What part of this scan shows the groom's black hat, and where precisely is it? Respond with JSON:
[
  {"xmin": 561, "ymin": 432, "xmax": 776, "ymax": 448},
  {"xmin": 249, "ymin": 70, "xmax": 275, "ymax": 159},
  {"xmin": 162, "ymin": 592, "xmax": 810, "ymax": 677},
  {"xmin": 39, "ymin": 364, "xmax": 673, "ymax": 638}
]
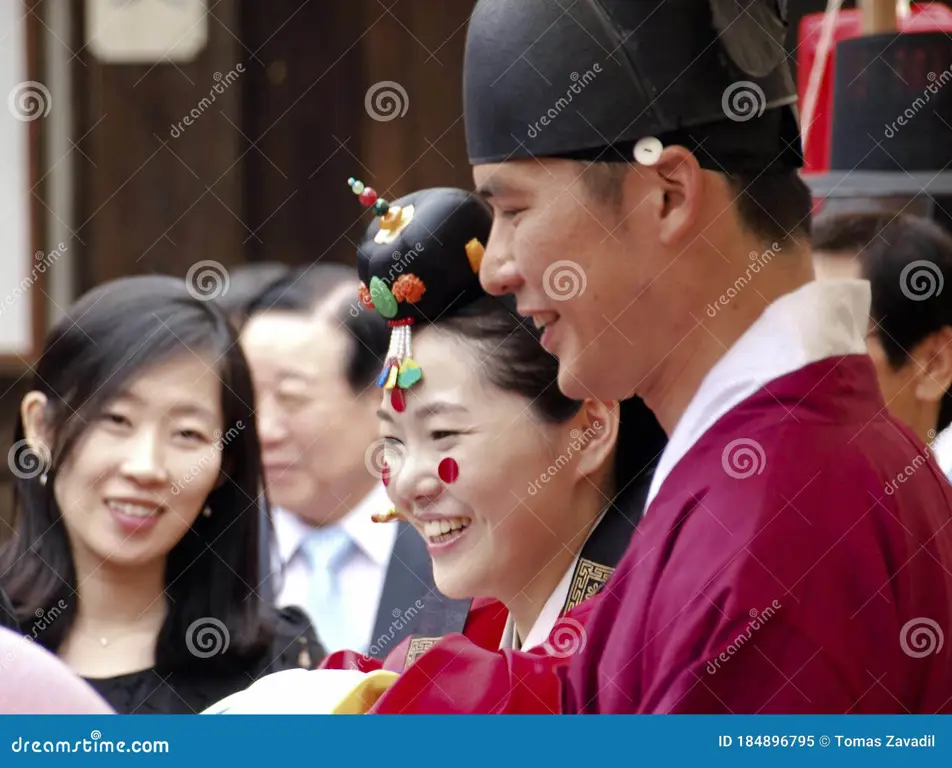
[{"xmin": 464, "ymin": 0, "xmax": 802, "ymax": 173}]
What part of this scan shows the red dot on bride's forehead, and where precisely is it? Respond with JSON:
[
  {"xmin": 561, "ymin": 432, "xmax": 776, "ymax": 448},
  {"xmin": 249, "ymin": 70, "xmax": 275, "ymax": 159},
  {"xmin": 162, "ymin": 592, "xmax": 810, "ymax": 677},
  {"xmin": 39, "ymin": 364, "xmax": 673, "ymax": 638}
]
[{"xmin": 438, "ymin": 458, "xmax": 459, "ymax": 484}]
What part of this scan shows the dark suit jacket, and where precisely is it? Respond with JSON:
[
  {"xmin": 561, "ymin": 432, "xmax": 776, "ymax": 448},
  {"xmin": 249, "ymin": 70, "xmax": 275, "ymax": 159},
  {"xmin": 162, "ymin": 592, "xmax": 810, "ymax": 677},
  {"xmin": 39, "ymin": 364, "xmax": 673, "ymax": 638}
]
[{"xmin": 364, "ymin": 520, "xmax": 440, "ymax": 658}]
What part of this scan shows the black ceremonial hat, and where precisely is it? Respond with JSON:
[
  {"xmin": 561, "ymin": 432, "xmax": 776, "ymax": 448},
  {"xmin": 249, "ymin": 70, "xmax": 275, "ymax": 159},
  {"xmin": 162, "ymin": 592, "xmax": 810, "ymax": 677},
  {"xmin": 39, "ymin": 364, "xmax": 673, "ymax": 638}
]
[
  {"xmin": 349, "ymin": 179, "xmax": 493, "ymax": 404},
  {"xmin": 463, "ymin": 0, "xmax": 802, "ymax": 173}
]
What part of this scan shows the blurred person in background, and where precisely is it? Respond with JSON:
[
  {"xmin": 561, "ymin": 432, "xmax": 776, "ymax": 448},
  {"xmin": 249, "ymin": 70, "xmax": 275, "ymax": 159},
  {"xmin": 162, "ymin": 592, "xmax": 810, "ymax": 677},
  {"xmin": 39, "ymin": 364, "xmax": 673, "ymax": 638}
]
[
  {"xmin": 813, "ymin": 211, "xmax": 952, "ymax": 459},
  {"xmin": 212, "ymin": 259, "xmax": 294, "ymax": 604},
  {"xmin": 214, "ymin": 261, "xmax": 293, "ymax": 331},
  {"xmin": 240, "ymin": 264, "xmax": 437, "ymax": 656},
  {"xmin": 0, "ymin": 276, "xmax": 324, "ymax": 714}
]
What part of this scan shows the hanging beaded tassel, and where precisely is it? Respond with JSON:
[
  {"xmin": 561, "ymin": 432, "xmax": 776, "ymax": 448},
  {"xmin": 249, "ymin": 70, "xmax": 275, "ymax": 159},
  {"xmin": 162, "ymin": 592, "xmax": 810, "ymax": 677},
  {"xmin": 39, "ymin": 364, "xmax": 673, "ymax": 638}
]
[{"xmin": 376, "ymin": 320, "xmax": 421, "ymax": 408}]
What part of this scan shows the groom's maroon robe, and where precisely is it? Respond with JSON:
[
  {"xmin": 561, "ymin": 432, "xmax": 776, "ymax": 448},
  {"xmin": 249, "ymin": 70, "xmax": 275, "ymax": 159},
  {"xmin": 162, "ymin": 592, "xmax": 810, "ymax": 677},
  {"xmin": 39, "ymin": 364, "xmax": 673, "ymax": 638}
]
[{"xmin": 370, "ymin": 354, "xmax": 952, "ymax": 714}]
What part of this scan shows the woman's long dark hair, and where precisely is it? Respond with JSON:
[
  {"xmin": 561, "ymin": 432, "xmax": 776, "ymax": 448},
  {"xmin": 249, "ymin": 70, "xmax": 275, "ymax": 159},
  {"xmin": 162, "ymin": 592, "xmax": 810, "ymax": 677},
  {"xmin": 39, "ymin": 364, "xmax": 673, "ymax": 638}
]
[
  {"xmin": 436, "ymin": 295, "xmax": 667, "ymax": 512},
  {"xmin": 0, "ymin": 275, "xmax": 275, "ymax": 675}
]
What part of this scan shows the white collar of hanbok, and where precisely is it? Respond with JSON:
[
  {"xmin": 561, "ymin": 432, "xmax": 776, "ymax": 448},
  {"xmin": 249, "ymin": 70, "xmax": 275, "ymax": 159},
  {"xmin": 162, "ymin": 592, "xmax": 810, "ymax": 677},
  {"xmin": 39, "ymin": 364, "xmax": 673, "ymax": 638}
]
[
  {"xmin": 498, "ymin": 548, "xmax": 584, "ymax": 651},
  {"xmin": 645, "ymin": 278, "xmax": 871, "ymax": 510}
]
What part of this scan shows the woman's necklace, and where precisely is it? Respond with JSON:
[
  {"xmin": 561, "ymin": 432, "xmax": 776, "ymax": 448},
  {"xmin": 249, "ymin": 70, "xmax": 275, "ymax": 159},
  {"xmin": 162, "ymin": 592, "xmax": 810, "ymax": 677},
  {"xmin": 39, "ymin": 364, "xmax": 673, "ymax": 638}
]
[{"xmin": 80, "ymin": 609, "xmax": 166, "ymax": 649}]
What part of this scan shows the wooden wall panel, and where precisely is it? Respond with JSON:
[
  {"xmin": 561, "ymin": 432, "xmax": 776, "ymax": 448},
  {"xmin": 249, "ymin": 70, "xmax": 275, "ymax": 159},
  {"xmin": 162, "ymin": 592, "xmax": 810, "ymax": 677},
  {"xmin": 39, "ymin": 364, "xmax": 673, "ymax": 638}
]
[
  {"xmin": 240, "ymin": 0, "xmax": 476, "ymax": 271},
  {"xmin": 359, "ymin": 0, "xmax": 476, "ymax": 207},
  {"xmin": 240, "ymin": 0, "xmax": 369, "ymax": 268},
  {"xmin": 73, "ymin": 0, "xmax": 244, "ymax": 291}
]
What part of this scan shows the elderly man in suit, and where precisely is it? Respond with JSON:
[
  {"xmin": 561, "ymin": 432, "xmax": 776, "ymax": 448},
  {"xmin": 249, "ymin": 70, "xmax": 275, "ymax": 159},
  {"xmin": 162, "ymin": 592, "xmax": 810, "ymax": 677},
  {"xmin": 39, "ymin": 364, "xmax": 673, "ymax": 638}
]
[{"xmin": 238, "ymin": 264, "xmax": 437, "ymax": 657}]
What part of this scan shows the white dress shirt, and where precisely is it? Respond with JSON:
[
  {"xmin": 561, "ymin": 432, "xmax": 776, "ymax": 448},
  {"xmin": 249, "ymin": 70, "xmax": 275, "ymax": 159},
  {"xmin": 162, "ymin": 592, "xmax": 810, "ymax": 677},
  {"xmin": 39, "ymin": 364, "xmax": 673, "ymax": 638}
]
[
  {"xmin": 271, "ymin": 485, "xmax": 397, "ymax": 655},
  {"xmin": 646, "ymin": 278, "xmax": 871, "ymax": 509}
]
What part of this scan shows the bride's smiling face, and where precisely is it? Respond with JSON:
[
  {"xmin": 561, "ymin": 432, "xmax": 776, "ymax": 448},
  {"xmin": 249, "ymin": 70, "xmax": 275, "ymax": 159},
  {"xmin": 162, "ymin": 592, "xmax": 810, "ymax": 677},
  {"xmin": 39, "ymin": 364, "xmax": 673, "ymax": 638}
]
[{"xmin": 378, "ymin": 325, "xmax": 608, "ymax": 603}]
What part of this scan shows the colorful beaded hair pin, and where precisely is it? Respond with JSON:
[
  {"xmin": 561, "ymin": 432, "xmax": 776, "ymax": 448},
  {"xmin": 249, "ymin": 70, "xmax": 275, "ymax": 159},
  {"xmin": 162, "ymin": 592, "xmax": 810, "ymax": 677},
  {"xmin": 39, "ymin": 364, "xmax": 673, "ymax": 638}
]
[{"xmin": 351, "ymin": 181, "xmax": 492, "ymax": 415}]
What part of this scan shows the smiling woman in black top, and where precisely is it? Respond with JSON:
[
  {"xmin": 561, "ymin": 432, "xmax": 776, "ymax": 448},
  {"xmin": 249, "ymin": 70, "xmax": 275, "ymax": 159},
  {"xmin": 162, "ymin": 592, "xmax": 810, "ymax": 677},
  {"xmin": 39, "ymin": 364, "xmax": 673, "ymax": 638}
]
[{"xmin": 0, "ymin": 275, "xmax": 323, "ymax": 714}]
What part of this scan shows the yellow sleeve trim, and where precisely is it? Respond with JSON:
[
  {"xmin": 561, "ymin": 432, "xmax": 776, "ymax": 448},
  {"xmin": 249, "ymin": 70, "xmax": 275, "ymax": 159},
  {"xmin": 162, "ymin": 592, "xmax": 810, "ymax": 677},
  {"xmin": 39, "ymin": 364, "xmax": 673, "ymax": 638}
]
[{"xmin": 330, "ymin": 670, "xmax": 401, "ymax": 714}]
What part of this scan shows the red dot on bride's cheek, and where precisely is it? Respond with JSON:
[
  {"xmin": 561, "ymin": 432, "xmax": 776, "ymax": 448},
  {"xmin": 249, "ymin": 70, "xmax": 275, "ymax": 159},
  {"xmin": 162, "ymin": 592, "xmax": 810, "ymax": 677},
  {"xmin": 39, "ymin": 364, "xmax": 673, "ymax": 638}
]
[{"xmin": 438, "ymin": 458, "xmax": 459, "ymax": 484}]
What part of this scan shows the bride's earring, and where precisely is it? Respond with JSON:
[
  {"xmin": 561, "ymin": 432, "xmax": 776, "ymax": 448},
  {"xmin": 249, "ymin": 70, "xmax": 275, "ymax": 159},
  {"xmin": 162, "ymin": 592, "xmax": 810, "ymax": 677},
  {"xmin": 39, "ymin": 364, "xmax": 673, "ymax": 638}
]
[{"xmin": 202, "ymin": 505, "xmax": 213, "ymax": 518}]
